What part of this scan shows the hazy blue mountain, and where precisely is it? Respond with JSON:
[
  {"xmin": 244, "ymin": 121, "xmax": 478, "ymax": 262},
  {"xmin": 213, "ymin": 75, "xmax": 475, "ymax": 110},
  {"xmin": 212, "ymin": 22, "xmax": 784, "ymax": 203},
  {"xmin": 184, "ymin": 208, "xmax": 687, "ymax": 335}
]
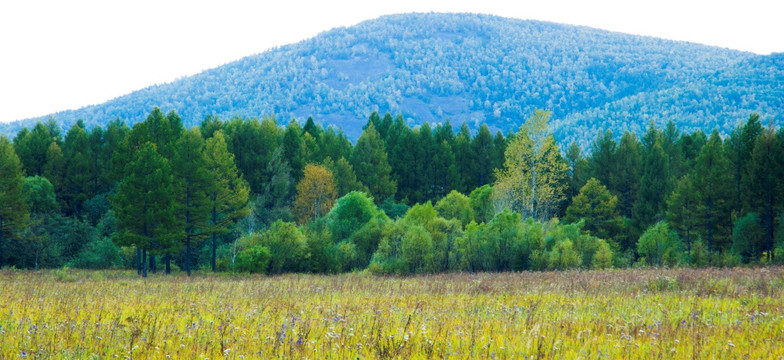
[{"xmin": 2, "ymin": 13, "xmax": 781, "ymax": 145}]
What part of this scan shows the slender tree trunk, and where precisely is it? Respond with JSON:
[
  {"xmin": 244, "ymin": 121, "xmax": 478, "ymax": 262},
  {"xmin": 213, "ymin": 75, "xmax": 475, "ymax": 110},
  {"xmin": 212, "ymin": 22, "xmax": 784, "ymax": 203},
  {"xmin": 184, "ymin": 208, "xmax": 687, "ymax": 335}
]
[
  {"xmin": 186, "ymin": 235, "xmax": 192, "ymax": 276},
  {"xmin": 136, "ymin": 246, "xmax": 142, "ymax": 275},
  {"xmin": 142, "ymin": 248, "xmax": 148, "ymax": 278},
  {"xmin": 212, "ymin": 204, "xmax": 217, "ymax": 272},
  {"xmin": 212, "ymin": 234, "xmax": 217, "ymax": 272},
  {"xmin": 151, "ymin": 254, "xmax": 156, "ymax": 274},
  {"xmin": 165, "ymin": 253, "xmax": 171, "ymax": 274}
]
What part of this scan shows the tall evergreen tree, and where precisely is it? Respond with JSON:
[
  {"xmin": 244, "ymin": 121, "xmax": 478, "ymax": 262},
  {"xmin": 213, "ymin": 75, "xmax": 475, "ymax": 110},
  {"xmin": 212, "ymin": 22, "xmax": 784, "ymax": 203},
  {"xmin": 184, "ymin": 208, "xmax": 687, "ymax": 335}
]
[
  {"xmin": 62, "ymin": 121, "xmax": 93, "ymax": 215},
  {"xmin": 14, "ymin": 121, "xmax": 59, "ymax": 176},
  {"xmin": 633, "ymin": 142, "xmax": 667, "ymax": 233},
  {"xmin": 693, "ymin": 130, "xmax": 732, "ymax": 252},
  {"xmin": 565, "ymin": 178, "xmax": 620, "ymax": 241},
  {"xmin": 204, "ymin": 131, "xmax": 251, "ymax": 272},
  {"xmin": 666, "ymin": 174, "xmax": 700, "ymax": 254},
  {"xmin": 612, "ymin": 131, "xmax": 643, "ymax": 219},
  {"xmin": 0, "ymin": 137, "xmax": 30, "ymax": 267},
  {"xmin": 172, "ymin": 128, "xmax": 212, "ymax": 275},
  {"xmin": 725, "ymin": 113, "xmax": 763, "ymax": 218},
  {"xmin": 351, "ymin": 123, "xmax": 396, "ymax": 203},
  {"xmin": 112, "ymin": 142, "xmax": 179, "ymax": 277},
  {"xmin": 470, "ymin": 124, "xmax": 495, "ymax": 189},
  {"xmin": 588, "ymin": 129, "xmax": 617, "ymax": 187},
  {"xmin": 747, "ymin": 123, "xmax": 784, "ymax": 262},
  {"xmin": 283, "ymin": 120, "xmax": 304, "ymax": 182}
]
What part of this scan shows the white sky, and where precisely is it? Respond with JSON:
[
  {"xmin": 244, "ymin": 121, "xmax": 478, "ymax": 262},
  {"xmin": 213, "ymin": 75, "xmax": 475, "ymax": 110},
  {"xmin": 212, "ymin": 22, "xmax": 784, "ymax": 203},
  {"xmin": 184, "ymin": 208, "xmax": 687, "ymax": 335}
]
[{"xmin": 1, "ymin": 0, "xmax": 782, "ymax": 124}]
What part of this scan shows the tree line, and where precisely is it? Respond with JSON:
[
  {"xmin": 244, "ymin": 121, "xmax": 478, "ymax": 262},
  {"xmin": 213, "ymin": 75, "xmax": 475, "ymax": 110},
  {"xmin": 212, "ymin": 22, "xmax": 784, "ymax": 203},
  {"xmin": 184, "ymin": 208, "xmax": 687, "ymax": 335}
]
[{"xmin": 0, "ymin": 108, "xmax": 782, "ymax": 275}]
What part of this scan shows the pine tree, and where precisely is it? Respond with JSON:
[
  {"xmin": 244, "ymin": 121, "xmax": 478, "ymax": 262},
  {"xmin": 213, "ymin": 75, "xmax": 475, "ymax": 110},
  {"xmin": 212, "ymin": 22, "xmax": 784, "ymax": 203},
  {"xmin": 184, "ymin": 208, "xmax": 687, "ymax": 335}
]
[
  {"xmin": 747, "ymin": 123, "xmax": 784, "ymax": 262},
  {"xmin": 693, "ymin": 130, "xmax": 732, "ymax": 252},
  {"xmin": 0, "ymin": 137, "xmax": 30, "ymax": 267},
  {"xmin": 565, "ymin": 141, "xmax": 589, "ymax": 200},
  {"xmin": 666, "ymin": 174, "xmax": 700, "ymax": 254},
  {"xmin": 62, "ymin": 121, "xmax": 93, "ymax": 215},
  {"xmin": 612, "ymin": 131, "xmax": 643, "ymax": 219},
  {"xmin": 588, "ymin": 129, "xmax": 617, "ymax": 187},
  {"xmin": 172, "ymin": 128, "xmax": 212, "ymax": 275},
  {"xmin": 283, "ymin": 120, "xmax": 304, "ymax": 182},
  {"xmin": 112, "ymin": 142, "xmax": 178, "ymax": 277},
  {"xmin": 471, "ymin": 124, "xmax": 495, "ymax": 188},
  {"xmin": 324, "ymin": 156, "xmax": 367, "ymax": 197},
  {"xmin": 42, "ymin": 142, "xmax": 65, "ymax": 192},
  {"xmin": 14, "ymin": 121, "xmax": 59, "ymax": 176},
  {"xmin": 204, "ymin": 131, "xmax": 251, "ymax": 272},
  {"xmin": 351, "ymin": 123, "xmax": 396, "ymax": 203},
  {"xmin": 725, "ymin": 113, "xmax": 763, "ymax": 218},
  {"xmin": 565, "ymin": 178, "xmax": 620, "ymax": 241},
  {"xmin": 633, "ymin": 142, "xmax": 667, "ymax": 233}
]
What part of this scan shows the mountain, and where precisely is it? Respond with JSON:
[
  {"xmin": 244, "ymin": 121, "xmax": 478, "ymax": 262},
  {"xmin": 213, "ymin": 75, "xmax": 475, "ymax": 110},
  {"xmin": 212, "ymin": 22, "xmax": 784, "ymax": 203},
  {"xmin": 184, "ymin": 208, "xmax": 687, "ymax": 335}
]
[{"xmin": 2, "ymin": 13, "xmax": 782, "ymax": 146}]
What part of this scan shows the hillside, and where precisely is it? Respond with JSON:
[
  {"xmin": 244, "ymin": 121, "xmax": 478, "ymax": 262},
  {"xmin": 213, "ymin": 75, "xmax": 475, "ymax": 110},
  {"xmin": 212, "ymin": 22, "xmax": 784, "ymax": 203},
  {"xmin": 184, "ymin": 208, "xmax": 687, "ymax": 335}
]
[{"xmin": 2, "ymin": 12, "xmax": 781, "ymax": 145}]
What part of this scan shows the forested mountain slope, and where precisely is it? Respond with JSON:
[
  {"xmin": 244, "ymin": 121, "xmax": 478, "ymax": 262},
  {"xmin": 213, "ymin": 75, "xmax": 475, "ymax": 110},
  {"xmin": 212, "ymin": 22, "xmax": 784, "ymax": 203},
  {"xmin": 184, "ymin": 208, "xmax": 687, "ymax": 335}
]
[{"xmin": 3, "ymin": 13, "xmax": 780, "ymax": 144}]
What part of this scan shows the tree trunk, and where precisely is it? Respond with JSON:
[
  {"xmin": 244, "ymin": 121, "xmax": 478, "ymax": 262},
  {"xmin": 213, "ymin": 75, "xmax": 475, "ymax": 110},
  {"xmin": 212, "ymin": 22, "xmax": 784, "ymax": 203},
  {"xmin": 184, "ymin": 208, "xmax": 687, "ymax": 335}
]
[
  {"xmin": 186, "ymin": 235, "xmax": 192, "ymax": 276},
  {"xmin": 136, "ymin": 246, "xmax": 142, "ymax": 275},
  {"xmin": 211, "ymin": 233, "xmax": 217, "ymax": 272},
  {"xmin": 165, "ymin": 253, "xmax": 171, "ymax": 274},
  {"xmin": 142, "ymin": 248, "xmax": 148, "ymax": 278},
  {"xmin": 150, "ymin": 254, "xmax": 156, "ymax": 274},
  {"xmin": 212, "ymin": 204, "xmax": 217, "ymax": 272}
]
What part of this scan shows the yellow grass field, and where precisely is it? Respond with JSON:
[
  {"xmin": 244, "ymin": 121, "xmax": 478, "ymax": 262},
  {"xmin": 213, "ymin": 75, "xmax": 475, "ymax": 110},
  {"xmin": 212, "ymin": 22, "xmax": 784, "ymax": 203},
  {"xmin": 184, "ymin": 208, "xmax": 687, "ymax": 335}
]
[{"xmin": 1, "ymin": 267, "xmax": 783, "ymax": 359}]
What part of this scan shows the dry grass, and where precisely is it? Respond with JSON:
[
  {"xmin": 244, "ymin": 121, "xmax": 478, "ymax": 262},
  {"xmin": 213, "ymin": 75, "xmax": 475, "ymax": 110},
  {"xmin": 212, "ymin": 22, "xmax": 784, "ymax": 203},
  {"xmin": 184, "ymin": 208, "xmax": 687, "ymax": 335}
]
[{"xmin": 1, "ymin": 267, "xmax": 783, "ymax": 359}]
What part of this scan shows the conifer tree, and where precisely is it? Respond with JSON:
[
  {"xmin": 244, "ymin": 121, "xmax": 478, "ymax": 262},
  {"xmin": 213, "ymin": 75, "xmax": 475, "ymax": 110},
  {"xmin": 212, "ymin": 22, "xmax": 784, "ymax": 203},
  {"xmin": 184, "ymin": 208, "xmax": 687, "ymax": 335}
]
[
  {"xmin": 693, "ymin": 130, "xmax": 732, "ymax": 252},
  {"xmin": 747, "ymin": 123, "xmax": 784, "ymax": 262},
  {"xmin": 666, "ymin": 174, "xmax": 700, "ymax": 254},
  {"xmin": 204, "ymin": 131, "xmax": 251, "ymax": 272},
  {"xmin": 62, "ymin": 121, "xmax": 93, "ymax": 215},
  {"xmin": 42, "ymin": 142, "xmax": 65, "ymax": 192},
  {"xmin": 351, "ymin": 123, "xmax": 396, "ymax": 203},
  {"xmin": 633, "ymin": 142, "xmax": 667, "ymax": 233},
  {"xmin": 725, "ymin": 113, "xmax": 763, "ymax": 218},
  {"xmin": 0, "ymin": 137, "xmax": 30, "ymax": 267},
  {"xmin": 112, "ymin": 142, "xmax": 178, "ymax": 277},
  {"xmin": 172, "ymin": 128, "xmax": 212, "ymax": 275},
  {"xmin": 612, "ymin": 131, "xmax": 643, "ymax": 219},
  {"xmin": 565, "ymin": 178, "xmax": 620, "ymax": 241},
  {"xmin": 588, "ymin": 129, "xmax": 617, "ymax": 187}
]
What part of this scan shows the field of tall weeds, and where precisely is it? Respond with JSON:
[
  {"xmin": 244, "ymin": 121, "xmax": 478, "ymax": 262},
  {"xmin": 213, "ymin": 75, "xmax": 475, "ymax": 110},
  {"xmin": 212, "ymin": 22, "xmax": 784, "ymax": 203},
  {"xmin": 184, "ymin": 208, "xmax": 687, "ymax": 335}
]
[{"xmin": 1, "ymin": 267, "xmax": 783, "ymax": 359}]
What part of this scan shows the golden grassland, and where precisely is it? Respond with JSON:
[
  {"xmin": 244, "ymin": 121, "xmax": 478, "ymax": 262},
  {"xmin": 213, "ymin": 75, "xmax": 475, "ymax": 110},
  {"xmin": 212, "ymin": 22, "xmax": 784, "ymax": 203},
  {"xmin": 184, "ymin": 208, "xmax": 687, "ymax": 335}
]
[{"xmin": 1, "ymin": 267, "xmax": 783, "ymax": 359}]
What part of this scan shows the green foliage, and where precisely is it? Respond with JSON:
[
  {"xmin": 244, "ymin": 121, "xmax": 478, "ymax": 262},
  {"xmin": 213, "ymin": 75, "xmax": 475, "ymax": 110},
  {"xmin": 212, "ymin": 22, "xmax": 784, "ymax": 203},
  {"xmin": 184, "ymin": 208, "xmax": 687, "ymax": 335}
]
[
  {"xmin": 636, "ymin": 222, "xmax": 682, "ymax": 267},
  {"xmin": 633, "ymin": 141, "xmax": 667, "ymax": 233},
  {"xmin": 111, "ymin": 142, "xmax": 179, "ymax": 263},
  {"xmin": 468, "ymin": 184, "xmax": 495, "ymax": 224},
  {"xmin": 23, "ymin": 176, "xmax": 58, "ymax": 214},
  {"xmin": 565, "ymin": 178, "xmax": 620, "ymax": 240},
  {"xmin": 494, "ymin": 110, "xmax": 568, "ymax": 220},
  {"xmin": 0, "ymin": 136, "xmax": 30, "ymax": 267},
  {"xmin": 327, "ymin": 191, "xmax": 386, "ymax": 243},
  {"xmin": 351, "ymin": 123, "xmax": 396, "ymax": 202},
  {"xmin": 731, "ymin": 213, "xmax": 764, "ymax": 263},
  {"xmin": 68, "ymin": 237, "xmax": 123, "ymax": 269},
  {"xmin": 235, "ymin": 244, "xmax": 271, "ymax": 274},
  {"xmin": 258, "ymin": 220, "xmax": 308, "ymax": 274},
  {"xmin": 693, "ymin": 130, "xmax": 732, "ymax": 251},
  {"xmin": 435, "ymin": 190, "xmax": 474, "ymax": 226}
]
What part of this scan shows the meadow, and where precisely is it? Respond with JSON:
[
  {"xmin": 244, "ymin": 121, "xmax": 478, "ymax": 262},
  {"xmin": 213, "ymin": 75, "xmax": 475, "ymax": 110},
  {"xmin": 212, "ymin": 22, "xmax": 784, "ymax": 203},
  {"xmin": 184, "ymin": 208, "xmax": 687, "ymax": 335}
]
[{"xmin": 1, "ymin": 267, "xmax": 783, "ymax": 359}]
